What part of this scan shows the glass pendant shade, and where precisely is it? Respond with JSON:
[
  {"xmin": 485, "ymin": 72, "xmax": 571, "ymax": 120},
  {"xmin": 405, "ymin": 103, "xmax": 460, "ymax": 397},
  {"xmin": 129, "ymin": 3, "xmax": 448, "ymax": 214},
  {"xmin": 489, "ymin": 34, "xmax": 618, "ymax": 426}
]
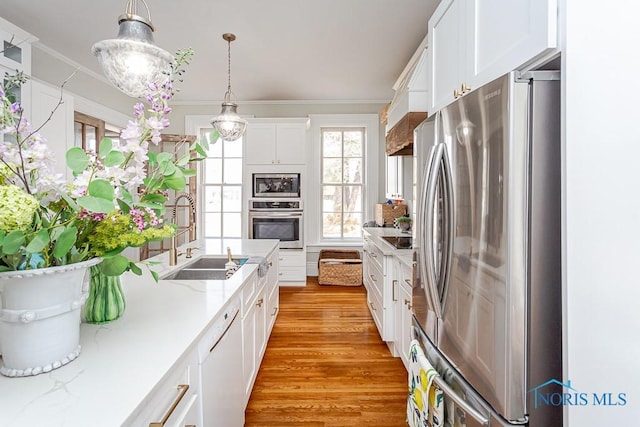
[
  {"xmin": 211, "ymin": 102, "xmax": 248, "ymax": 142},
  {"xmin": 92, "ymin": 1, "xmax": 173, "ymax": 98},
  {"xmin": 210, "ymin": 33, "xmax": 247, "ymax": 142}
]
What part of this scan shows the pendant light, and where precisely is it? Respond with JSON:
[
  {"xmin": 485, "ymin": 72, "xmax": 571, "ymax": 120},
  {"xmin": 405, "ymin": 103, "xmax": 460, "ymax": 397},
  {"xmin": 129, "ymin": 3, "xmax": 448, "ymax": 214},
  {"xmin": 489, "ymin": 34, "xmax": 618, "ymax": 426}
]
[
  {"xmin": 92, "ymin": 0, "xmax": 173, "ymax": 98},
  {"xmin": 210, "ymin": 33, "xmax": 247, "ymax": 142}
]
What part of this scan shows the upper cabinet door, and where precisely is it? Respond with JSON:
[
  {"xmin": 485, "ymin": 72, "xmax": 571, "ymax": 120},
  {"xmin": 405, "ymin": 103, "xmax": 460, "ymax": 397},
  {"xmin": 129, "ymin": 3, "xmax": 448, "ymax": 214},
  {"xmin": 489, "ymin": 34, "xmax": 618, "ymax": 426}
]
[
  {"xmin": 273, "ymin": 123, "xmax": 306, "ymax": 165},
  {"xmin": 428, "ymin": 0, "xmax": 558, "ymax": 113},
  {"xmin": 428, "ymin": 0, "xmax": 465, "ymax": 114},
  {"xmin": 467, "ymin": 0, "xmax": 558, "ymax": 90},
  {"xmin": 245, "ymin": 123, "xmax": 277, "ymax": 165}
]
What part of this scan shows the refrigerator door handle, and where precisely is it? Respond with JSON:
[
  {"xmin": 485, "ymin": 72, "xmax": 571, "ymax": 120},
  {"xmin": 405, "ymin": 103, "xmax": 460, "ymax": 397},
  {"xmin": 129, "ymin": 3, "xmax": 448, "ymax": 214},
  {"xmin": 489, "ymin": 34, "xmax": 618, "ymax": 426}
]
[
  {"xmin": 438, "ymin": 145, "xmax": 455, "ymax": 313},
  {"xmin": 423, "ymin": 143, "xmax": 445, "ymax": 318},
  {"xmin": 418, "ymin": 145, "xmax": 440, "ymax": 315},
  {"xmin": 432, "ymin": 375, "xmax": 490, "ymax": 426}
]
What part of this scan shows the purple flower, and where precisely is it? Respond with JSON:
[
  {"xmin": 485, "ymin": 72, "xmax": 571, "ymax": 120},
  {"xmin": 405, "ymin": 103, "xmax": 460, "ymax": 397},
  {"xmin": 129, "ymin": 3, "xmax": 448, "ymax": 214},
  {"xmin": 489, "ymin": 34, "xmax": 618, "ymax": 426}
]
[
  {"xmin": 9, "ymin": 103, "xmax": 21, "ymax": 114},
  {"xmin": 133, "ymin": 103, "xmax": 145, "ymax": 118}
]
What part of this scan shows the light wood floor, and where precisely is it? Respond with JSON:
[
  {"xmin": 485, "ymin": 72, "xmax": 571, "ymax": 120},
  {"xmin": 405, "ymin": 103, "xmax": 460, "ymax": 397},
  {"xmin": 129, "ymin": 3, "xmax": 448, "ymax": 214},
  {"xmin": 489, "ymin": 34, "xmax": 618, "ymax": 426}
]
[{"xmin": 245, "ymin": 277, "xmax": 408, "ymax": 426}]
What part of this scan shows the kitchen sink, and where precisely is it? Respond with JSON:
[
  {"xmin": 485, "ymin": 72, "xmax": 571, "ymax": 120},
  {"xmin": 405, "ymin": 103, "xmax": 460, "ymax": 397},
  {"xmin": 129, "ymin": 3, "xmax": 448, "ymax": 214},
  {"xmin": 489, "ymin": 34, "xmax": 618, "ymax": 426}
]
[{"xmin": 162, "ymin": 256, "xmax": 248, "ymax": 280}]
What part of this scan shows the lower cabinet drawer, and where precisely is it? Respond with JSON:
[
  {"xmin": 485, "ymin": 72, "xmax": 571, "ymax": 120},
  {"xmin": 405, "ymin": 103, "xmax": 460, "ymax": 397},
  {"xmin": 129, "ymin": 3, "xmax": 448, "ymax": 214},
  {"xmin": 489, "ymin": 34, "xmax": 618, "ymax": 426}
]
[
  {"xmin": 279, "ymin": 266, "xmax": 306, "ymax": 282},
  {"xmin": 367, "ymin": 286, "xmax": 384, "ymax": 336},
  {"xmin": 125, "ymin": 351, "xmax": 199, "ymax": 427}
]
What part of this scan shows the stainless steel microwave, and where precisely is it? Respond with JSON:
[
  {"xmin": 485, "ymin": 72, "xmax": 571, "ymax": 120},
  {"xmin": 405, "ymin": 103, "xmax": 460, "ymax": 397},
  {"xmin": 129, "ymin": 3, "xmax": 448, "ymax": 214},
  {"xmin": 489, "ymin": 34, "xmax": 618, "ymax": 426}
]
[{"xmin": 252, "ymin": 173, "xmax": 301, "ymax": 198}]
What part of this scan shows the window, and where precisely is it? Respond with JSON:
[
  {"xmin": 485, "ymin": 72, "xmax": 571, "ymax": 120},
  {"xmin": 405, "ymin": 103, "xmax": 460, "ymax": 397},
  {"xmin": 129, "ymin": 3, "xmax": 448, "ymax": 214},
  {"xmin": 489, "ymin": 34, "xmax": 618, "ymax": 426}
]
[
  {"xmin": 74, "ymin": 111, "xmax": 105, "ymax": 152},
  {"xmin": 321, "ymin": 128, "xmax": 364, "ymax": 239},
  {"xmin": 202, "ymin": 130, "xmax": 243, "ymax": 238}
]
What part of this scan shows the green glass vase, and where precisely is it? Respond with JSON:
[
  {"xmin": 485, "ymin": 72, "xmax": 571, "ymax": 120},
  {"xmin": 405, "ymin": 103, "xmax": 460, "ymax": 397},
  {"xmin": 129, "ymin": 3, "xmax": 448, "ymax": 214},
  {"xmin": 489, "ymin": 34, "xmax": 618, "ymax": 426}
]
[{"xmin": 84, "ymin": 266, "xmax": 126, "ymax": 324}]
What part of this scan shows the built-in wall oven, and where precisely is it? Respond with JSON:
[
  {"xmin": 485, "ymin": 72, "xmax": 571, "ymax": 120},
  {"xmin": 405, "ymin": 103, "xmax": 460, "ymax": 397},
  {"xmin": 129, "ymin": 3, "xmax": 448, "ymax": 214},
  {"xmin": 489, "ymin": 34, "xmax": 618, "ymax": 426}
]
[
  {"xmin": 252, "ymin": 173, "xmax": 301, "ymax": 198},
  {"xmin": 248, "ymin": 200, "xmax": 303, "ymax": 249}
]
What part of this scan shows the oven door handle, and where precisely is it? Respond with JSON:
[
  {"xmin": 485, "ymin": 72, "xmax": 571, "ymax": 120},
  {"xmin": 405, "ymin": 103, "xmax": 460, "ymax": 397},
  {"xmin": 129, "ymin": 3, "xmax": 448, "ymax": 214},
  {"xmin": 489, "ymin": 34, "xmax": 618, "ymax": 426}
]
[{"xmin": 249, "ymin": 212, "xmax": 303, "ymax": 217}]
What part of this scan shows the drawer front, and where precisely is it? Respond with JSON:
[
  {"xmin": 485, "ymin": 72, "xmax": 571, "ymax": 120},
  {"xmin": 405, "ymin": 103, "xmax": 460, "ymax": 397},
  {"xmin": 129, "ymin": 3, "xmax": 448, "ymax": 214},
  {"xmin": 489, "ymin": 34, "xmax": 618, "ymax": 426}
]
[
  {"xmin": 279, "ymin": 250, "xmax": 306, "ymax": 267},
  {"xmin": 367, "ymin": 285, "xmax": 384, "ymax": 337},
  {"xmin": 125, "ymin": 351, "xmax": 198, "ymax": 426},
  {"xmin": 364, "ymin": 239, "xmax": 384, "ymax": 273},
  {"xmin": 366, "ymin": 260, "xmax": 384, "ymax": 302},
  {"xmin": 241, "ymin": 272, "xmax": 258, "ymax": 316},
  {"xmin": 279, "ymin": 266, "xmax": 306, "ymax": 282}
]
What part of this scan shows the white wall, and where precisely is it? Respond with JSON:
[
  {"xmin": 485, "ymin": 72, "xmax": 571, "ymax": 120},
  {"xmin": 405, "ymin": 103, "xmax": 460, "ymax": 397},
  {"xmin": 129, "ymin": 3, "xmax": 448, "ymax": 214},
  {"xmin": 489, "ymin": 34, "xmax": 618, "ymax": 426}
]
[{"xmin": 563, "ymin": 1, "xmax": 640, "ymax": 424}]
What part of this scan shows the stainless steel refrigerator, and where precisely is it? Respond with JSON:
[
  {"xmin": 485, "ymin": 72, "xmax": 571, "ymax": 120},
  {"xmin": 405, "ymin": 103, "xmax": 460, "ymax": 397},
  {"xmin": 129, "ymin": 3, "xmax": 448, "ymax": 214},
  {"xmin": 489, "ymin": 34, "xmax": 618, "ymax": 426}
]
[{"xmin": 412, "ymin": 71, "xmax": 562, "ymax": 426}]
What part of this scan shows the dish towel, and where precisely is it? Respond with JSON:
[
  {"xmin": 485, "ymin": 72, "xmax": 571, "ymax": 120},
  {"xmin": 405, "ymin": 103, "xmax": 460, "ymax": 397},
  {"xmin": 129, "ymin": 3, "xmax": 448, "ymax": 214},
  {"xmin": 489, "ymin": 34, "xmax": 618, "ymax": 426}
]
[
  {"xmin": 407, "ymin": 339, "xmax": 445, "ymax": 427},
  {"xmin": 246, "ymin": 256, "xmax": 269, "ymax": 277}
]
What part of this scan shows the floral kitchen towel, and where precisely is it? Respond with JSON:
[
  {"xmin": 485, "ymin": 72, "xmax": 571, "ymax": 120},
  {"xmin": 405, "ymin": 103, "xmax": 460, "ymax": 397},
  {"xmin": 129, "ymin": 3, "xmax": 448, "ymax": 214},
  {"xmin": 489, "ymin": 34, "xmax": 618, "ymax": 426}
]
[{"xmin": 407, "ymin": 339, "xmax": 444, "ymax": 427}]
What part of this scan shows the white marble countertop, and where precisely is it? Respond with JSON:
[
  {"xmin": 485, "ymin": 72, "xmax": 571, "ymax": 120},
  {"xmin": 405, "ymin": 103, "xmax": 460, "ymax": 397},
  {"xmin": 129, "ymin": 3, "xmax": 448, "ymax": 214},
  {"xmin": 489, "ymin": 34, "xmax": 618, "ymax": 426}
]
[{"xmin": 0, "ymin": 239, "xmax": 278, "ymax": 427}]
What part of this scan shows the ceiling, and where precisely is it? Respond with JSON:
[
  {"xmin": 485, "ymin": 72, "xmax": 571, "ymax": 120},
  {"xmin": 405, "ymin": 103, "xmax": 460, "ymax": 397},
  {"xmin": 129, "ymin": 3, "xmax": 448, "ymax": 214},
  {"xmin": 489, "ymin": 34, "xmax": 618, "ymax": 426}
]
[{"xmin": 0, "ymin": 0, "xmax": 438, "ymax": 104}]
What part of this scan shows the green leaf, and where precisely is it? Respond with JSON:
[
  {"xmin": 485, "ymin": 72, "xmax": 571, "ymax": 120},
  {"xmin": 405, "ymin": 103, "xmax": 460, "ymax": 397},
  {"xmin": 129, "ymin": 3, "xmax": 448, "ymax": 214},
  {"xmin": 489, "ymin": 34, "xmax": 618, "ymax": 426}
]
[
  {"xmin": 2, "ymin": 231, "xmax": 25, "ymax": 254},
  {"xmin": 156, "ymin": 152, "xmax": 173, "ymax": 164},
  {"xmin": 148, "ymin": 151, "xmax": 157, "ymax": 164},
  {"xmin": 53, "ymin": 226, "xmax": 78, "ymax": 258},
  {"xmin": 121, "ymin": 188, "xmax": 134, "ymax": 203},
  {"xmin": 195, "ymin": 142, "xmax": 207, "ymax": 158},
  {"xmin": 129, "ymin": 262, "xmax": 142, "ymax": 275},
  {"xmin": 163, "ymin": 169, "xmax": 186, "ymax": 190},
  {"xmin": 117, "ymin": 198, "xmax": 132, "ymax": 214},
  {"xmin": 140, "ymin": 193, "xmax": 167, "ymax": 204},
  {"xmin": 150, "ymin": 270, "xmax": 160, "ymax": 282},
  {"xmin": 78, "ymin": 195, "xmax": 116, "ymax": 213},
  {"xmin": 161, "ymin": 162, "xmax": 177, "ymax": 176},
  {"xmin": 87, "ymin": 179, "xmax": 115, "ymax": 200},
  {"xmin": 182, "ymin": 168, "xmax": 197, "ymax": 177},
  {"xmin": 98, "ymin": 255, "xmax": 129, "ymax": 276},
  {"xmin": 135, "ymin": 201, "xmax": 164, "ymax": 211},
  {"xmin": 104, "ymin": 150, "xmax": 125, "ymax": 167},
  {"xmin": 25, "ymin": 229, "xmax": 50, "ymax": 253},
  {"xmin": 98, "ymin": 137, "xmax": 113, "ymax": 158},
  {"xmin": 66, "ymin": 147, "xmax": 90, "ymax": 174},
  {"xmin": 176, "ymin": 152, "xmax": 191, "ymax": 167}
]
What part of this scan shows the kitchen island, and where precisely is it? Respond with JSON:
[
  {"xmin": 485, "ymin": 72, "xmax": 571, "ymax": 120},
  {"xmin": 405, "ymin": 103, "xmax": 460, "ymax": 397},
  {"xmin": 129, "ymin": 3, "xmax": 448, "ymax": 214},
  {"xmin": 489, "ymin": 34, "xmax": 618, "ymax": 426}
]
[{"xmin": 0, "ymin": 238, "xmax": 279, "ymax": 427}]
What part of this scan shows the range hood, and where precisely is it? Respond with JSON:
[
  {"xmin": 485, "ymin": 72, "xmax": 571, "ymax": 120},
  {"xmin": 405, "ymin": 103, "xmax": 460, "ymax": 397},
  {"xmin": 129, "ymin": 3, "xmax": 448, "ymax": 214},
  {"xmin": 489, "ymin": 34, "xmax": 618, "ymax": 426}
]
[{"xmin": 385, "ymin": 36, "xmax": 428, "ymax": 156}]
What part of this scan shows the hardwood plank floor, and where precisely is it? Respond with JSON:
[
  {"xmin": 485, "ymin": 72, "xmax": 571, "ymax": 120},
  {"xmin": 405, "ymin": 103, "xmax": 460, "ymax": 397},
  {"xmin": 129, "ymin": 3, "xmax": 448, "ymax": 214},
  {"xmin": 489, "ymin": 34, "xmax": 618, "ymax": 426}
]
[{"xmin": 245, "ymin": 277, "xmax": 408, "ymax": 426}]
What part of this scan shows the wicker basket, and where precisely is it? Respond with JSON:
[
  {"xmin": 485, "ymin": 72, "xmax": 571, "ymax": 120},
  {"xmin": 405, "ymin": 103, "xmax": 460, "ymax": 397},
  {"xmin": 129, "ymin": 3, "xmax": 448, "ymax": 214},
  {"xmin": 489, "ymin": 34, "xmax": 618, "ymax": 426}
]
[
  {"xmin": 375, "ymin": 204, "xmax": 408, "ymax": 227},
  {"xmin": 318, "ymin": 249, "xmax": 362, "ymax": 286}
]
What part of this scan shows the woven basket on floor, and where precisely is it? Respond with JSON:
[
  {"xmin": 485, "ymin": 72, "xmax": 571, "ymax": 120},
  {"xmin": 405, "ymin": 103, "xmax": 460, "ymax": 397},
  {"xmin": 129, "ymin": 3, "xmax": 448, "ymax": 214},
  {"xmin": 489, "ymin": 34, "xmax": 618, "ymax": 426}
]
[{"xmin": 318, "ymin": 249, "xmax": 362, "ymax": 286}]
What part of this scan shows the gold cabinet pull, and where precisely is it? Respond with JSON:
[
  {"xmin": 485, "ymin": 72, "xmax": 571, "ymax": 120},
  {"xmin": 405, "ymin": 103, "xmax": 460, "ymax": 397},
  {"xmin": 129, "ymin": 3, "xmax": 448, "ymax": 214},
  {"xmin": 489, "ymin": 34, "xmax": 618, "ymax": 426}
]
[
  {"xmin": 369, "ymin": 302, "xmax": 377, "ymax": 311},
  {"xmin": 404, "ymin": 279, "xmax": 412, "ymax": 287},
  {"xmin": 369, "ymin": 274, "xmax": 377, "ymax": 282},
  {"xmin": 404, "ymin": 299, "xmax": 411, "ymax": 305},
  {"xmin": 454, "ymin": 89, "xmax": 461, "ymax": 98},
  {"xmin": 256, "ymin": 298, "xmax": 264, "ymax": 307},
  {"xmin": 392, "ymin": 279, "xmax": 398, "ymax": 302},
  {"xmin": 271, "ymin": 307, "xmax": 278, "ymax": 316},
  {"xmin": 149, "ymin": 384, "xmax": 189, "ymax": 427},
  {"xmin": 461, "ymin": 82, "xmax": 471, "ymax": 93}
]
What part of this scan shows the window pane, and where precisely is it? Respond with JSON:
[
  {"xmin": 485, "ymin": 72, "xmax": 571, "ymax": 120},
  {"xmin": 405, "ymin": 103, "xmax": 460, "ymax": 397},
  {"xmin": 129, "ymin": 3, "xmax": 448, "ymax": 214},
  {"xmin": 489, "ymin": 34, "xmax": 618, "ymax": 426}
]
[
  {"xmin": 322, "ymin": 131, "xmax": 342, "ymax": 157},
  {"xmin": 223, "ymin": 213, "xmax": 242, "ymax": 238},
  {"xmin": 224, "ymin": 138, "xmax": 243, "ymax": 157},
  {"xmin": 344, "ymin": 212, "xmax": 363, "ymax": 237},
  {"xmin": 205, "ymin": 158, "xmax": 222, "ymax": 184},
  {"xmin": 206, "ymin": 133, "xmax": 223, "ymax": 157},
  {"xmin": 323, "ymin": 213, "xmax": 342, "ymax": 238},
  {"xmin": 204, "ymin": 185, "xmax": 222, "ymax": 211},
  {"xmin": 343, "ymin": 131, "xmax": 363, "ymax": 157},
  {"xmin": 343, "ymin": 185, "xmax": 362, "ymax": 212},
  {"xmin": 223, "ymin": 186, "xmax": 242, "ymax": 211},
  {"xmin": 204, "ymin": 213, "xmax": 221, "ymax": 237},
  {"xmin": 343, "ymin": 158, "xmax": 362, "ymax": 184},
  {"xmin": 323, "ymin": 186, "xmax": 342, "ymax": 211},
  {"xmin": 323, "ymin": 158, "xmax": 342, "ymax": 183},
  {"xmin": 223, "ymin": 158, "xmax": 243, "ymax": 184}
]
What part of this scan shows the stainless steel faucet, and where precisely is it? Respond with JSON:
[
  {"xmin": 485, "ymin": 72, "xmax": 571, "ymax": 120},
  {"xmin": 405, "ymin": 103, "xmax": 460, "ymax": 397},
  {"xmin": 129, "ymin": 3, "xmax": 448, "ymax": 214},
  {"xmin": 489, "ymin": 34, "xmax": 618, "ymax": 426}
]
[{"xmin": 169, "ymin": 193, "xmax": 197, "ymax": 266}]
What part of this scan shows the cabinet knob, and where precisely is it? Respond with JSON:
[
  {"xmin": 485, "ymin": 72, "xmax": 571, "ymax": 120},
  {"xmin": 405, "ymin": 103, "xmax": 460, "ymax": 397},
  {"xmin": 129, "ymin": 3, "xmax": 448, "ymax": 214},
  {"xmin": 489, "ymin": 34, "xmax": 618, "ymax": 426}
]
[
  {"xmin": 461, "ymin": 82, "xmax": 472, "ymax": 94},
  {"xmin": 256, "ymin": 298, "xmax": 264, "ymax": 307},
  {"xmin": 454, "ymin": 89, "xmax": 461, "ymax": 98},
  {"xmin": 404, "ymin": 298, "xmax": 411, "ymax": 305}
]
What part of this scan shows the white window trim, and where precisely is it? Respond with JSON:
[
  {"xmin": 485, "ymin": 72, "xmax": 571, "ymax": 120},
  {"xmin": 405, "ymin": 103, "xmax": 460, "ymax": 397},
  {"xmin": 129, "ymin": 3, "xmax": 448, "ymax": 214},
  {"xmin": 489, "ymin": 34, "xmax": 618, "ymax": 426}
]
[{"xmin": 308, "ymin": 114, "xmax": 379, "ymax": 246}]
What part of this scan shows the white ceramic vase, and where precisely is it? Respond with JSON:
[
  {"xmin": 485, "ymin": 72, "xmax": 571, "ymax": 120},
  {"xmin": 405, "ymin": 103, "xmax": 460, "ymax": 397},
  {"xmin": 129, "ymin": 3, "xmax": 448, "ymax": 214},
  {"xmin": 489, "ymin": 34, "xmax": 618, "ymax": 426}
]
[{"xmin": 0, "ymin": 258, "xmax": 101, "ymax": 377}]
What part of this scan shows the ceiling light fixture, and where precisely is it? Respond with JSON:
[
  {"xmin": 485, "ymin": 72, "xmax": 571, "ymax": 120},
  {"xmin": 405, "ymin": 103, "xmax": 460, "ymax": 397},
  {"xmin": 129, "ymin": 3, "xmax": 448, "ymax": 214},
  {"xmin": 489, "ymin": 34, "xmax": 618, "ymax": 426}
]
[
  {"xmin": 91, "ymin": 0, "xmax": 173, "ymax": 98},
  {"xmin": 210, "ymin": 33, "xmax": 247, "ymax": 142}
]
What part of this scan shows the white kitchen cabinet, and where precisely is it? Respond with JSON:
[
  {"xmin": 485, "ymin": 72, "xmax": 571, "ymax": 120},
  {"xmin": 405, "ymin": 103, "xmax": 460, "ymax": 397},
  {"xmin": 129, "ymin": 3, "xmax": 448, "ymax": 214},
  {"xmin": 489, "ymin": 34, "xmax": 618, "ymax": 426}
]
[
  {"xmin": 124, "ymin": 349, "xmax": 201, "ymax": 427},
  {"xmin": 428, "ymin": 0, "xmax": 557, "ymax": 112},
  {"xmin": 244, "ymin": 120, "xmax": 307, "ymax": 165},
  {"xmin": 278, "ymin": 249, "xmax": 306, "ymax": 285},
  {"xmin": 393, "ymin": 258, "xmax": 413, "ymax": 371},
  {"xmin": 362, "ymin": 231, "xmax": 394, "ymax": 342},
  {"xmin": 265, "ymin": 249, "xmax": 280, "ymax": 334},
  {"xmin": 241, "ymin": 270, "xmax": 264, "ymax": 407},
  {"xmin": 0, "ymin": 17, "xmax": 35, "ymax": 121}
]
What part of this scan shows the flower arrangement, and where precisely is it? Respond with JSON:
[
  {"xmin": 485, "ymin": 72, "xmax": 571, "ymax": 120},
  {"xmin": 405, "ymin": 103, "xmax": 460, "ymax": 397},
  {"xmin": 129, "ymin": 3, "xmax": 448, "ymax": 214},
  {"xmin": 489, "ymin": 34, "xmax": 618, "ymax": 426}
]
[{"xmin": 0, "ymin": 48, "xmax": 209, "ymax": 280}]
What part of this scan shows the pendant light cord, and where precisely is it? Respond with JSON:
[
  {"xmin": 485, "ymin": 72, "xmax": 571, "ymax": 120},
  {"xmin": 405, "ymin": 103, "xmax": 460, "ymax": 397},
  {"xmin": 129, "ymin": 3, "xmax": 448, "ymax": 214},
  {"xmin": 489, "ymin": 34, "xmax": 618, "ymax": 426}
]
[{"xmin": 225, "ymin": 37, "xmax": 232, "ymax": 103}]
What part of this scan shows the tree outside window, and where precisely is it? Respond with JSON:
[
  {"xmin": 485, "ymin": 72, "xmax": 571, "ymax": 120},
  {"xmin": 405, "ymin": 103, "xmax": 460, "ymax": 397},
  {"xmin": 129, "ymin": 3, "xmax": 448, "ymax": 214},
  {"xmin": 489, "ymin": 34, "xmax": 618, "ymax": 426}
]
[{"xmin": 321, "ymin": 128, "xmax": 364, "ymax": 239}]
